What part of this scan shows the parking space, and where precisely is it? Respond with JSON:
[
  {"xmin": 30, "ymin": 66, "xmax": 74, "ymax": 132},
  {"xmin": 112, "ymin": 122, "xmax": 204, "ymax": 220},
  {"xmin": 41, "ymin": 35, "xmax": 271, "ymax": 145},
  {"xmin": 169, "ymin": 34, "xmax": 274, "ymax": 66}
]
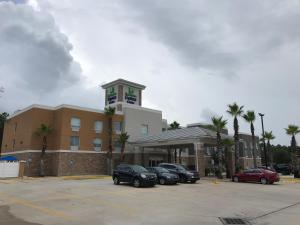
[{"xmin": 0, "ymin": 177, "xmax": 299, "ymax": 225}]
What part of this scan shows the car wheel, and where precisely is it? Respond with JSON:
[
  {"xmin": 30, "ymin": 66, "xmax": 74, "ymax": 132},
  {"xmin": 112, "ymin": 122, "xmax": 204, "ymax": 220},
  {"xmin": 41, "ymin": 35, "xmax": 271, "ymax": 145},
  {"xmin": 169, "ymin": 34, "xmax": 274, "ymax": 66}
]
[
  {"xmin": 113, "ymin": 177, "xmax": 120, "ymax": 185},
  {"xmin": 233, "ymin": 176, "xmax": 239, "ymax": 182},
  {"xmin": 261, "ymin": 178, "xmax": 268, "ymax": 185},
  {"xmin": 133, "ymin": 179, "xmax": 141, "ymax": 188},
  {"xmin": 191, "ymin": 180, "xmax": 197, "ymax": 184},
  {"xmin": 159, "ymin": 178, "xmax": 166, "ymax": 185}
]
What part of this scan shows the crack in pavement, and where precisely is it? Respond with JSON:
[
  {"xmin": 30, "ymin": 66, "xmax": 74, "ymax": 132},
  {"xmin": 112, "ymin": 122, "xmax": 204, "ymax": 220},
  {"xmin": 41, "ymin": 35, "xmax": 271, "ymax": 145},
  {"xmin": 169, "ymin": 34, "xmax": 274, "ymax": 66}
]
[{"xmin": 249, "ymin": 201, "xmax": 300, "ymax": 221}]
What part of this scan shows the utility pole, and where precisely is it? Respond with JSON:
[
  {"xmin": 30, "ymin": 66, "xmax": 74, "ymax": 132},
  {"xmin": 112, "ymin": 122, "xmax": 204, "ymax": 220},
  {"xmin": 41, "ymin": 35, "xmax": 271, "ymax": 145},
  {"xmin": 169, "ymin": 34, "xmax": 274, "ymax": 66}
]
[{"xmin": 258, "ymin": 113, "xmax": 268, "ymax": 167}]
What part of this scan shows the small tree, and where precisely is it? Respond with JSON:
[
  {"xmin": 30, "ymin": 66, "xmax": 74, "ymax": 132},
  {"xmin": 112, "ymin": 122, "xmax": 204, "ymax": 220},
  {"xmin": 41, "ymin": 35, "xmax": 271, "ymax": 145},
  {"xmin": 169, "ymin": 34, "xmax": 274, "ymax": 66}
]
[
  {"xmin": 211, "ymin": 116, "xmax": 227, "ymax": 179},
  {"xmin": 104, "ymin": 106, "xmax": 116, "ymax": 175},
  {"xmin": 119, "ymin": 132, "xmax": 130, "ymax": 162},
  {"xmin": 0, "ymin": 112, "xmax": 9, "ymax": 153},
  {"xmin": 35, "ymin": 124, "xmax": 52, "ymax": 177},
  {"xmin": 285, "ymin": 125, "xmax": 300, "ymax": 178},
  {"xmin": 221, "ymin": 138, "xmax": 234, "ymax": 178}
]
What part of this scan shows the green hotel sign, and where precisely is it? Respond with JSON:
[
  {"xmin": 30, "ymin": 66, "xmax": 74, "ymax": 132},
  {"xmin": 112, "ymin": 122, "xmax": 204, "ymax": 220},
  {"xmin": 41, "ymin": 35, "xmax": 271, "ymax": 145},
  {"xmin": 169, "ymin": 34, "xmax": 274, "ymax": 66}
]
[
  {"xmin": 125, "ymin": 86, "xmax": 137, "ymax": 104},
  {"xmin": 107, "ymin": 87, "xmax": 117, "ymax": 104}
]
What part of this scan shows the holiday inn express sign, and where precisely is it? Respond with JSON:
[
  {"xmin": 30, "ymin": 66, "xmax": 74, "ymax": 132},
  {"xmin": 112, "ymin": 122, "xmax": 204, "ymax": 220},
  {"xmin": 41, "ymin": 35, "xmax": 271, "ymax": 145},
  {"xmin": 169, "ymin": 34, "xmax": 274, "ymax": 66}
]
[{"xmin": 125, "ymin": 86, "xmax": 137, "ymax": 104}]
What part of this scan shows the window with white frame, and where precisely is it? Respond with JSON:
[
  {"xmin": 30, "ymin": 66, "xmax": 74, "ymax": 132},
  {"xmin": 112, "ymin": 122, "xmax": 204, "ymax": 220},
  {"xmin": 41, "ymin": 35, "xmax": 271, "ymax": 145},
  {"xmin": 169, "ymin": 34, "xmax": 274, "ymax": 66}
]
[
  {"xmin": 93, "ymin": 138, "xmax": 102, "ymax": 152},
  {"xmin": 71, "ymin": 117, "xmax": 81, "ymax": 131},
  {"xmin": 141, "ymin": 124, "xmax": 149, "ymax": 135},
  {"xmin": 114, "ymin": 121, "xmax": 122, "ymax": 134},
  {"xmin": 94, "ymin": 121, "xmax": 103, "ymax": 133},
  {"xmin": 70, "ymin": 136, "xmax": 79, "ymax": 150}
]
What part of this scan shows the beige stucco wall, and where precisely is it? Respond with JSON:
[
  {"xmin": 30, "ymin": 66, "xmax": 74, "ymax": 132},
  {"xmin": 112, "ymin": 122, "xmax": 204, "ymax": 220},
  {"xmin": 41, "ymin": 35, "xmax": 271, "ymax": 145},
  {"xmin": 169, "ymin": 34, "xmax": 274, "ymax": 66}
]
[{"xmin": 123, "ymin": 105, "xmax": 163, "ymax": 141}]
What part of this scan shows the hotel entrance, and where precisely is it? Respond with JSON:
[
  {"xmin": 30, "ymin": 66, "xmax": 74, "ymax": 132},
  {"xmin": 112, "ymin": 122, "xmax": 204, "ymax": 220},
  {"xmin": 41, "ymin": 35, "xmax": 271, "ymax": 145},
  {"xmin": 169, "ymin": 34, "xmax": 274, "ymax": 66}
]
[{"xmin": 148, "ymin": 156, "xmax": 164, "ymax": 167}]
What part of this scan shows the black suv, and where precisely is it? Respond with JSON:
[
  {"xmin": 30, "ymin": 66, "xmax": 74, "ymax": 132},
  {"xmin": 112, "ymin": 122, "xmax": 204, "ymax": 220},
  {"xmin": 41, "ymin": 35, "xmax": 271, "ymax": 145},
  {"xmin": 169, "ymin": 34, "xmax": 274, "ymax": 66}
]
[
  {"xmin": 274, "ymin": 164, "xmax": 292, "ymax": 175},
  {"xmin": 158, "ymin": 163, "xmax": 200, "ymax": 183},
  {"xmin": 146, "ymin": 167, "xmax": 179, "ymax": 185},
  {"xmin": 113, "ymin": 164, "xmax": 157, "ymax": 187}
]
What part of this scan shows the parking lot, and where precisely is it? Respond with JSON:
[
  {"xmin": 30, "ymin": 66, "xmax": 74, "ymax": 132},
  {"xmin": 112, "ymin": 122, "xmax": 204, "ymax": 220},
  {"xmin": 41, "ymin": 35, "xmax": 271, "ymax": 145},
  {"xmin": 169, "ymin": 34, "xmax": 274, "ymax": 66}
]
[{"xmin": 0, "ymin": 177, "xmax": 299, "ymax": 225}]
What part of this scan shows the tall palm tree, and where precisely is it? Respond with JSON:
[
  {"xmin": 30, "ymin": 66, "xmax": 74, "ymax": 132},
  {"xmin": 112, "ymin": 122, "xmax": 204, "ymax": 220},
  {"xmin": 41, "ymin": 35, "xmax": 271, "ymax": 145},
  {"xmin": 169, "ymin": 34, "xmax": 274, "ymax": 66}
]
[
  {"xmin": 211, "ymin": 116, "xmax": 227, "ymax": 179},
  {"xmin": 227, "ymin": 103, "xmax": 244, "ymax": 173},
  {"xmin": 285, "ymin": 125, "xmax": 300, "ymax": 178},
  {"xmin": 169, "ymin": 121, "xmax": 180, "ymax": 130},
  {"xmin": 168, "ymin": 121, "xmax": 180, "ymax": 162},
  {"xmin": 243, "ymin": 110, "xmax": 257, "ymax": 168},
  {"xmin": 221, "ymin": 138, "xmax": 234, "ymax": 178},
  {"xmin": 104, "ymin": 106, "xmax": 116, "ymax": 175},
  {"xmin": 263, "ymin": 131, "xmax": 275, "ymax": 166},
  {"xmin": 119, "ymin": 132, "xmax": 130, "ymax": 162},
  {"xmin": 35, "ymin": 124, "xmax": 52, "ymax": 177}
]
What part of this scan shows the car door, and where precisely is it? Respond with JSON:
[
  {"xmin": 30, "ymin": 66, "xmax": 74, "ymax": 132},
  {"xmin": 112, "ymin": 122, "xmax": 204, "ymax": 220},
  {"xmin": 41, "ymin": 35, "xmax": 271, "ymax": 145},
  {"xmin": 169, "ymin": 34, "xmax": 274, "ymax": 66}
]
[
  {"xmin": 251, "ymin": 169, "xmax": 263, "ymax": 182},
  {"xmin": 241, "ymin": 170, "xmax": 252, "ymax": 182},
  {"xmin": 119, "ymin": 166, "xmax": 131, "ymax": 182}
]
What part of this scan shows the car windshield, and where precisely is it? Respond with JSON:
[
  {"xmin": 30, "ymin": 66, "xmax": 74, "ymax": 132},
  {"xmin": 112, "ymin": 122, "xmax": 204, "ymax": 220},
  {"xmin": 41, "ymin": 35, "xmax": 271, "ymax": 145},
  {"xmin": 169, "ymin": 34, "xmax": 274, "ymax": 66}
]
[
  {"xmin": 176, "ymin": 165, "xmax": 188, "ymax": 171},
  {"xmin": 131, "ymin": 165, "xmax": 148, "ymax": 173},
  {"xmin": 155, "ymin": 167, "xmax": 169, "ymax": 173}
]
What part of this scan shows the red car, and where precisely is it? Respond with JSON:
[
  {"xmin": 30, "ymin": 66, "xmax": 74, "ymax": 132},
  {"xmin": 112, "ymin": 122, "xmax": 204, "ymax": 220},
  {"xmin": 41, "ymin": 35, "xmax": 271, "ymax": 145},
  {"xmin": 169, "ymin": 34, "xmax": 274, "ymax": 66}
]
[{"xmin": 232, "ymin": 169, "xmax": 280, "ymax": 184}]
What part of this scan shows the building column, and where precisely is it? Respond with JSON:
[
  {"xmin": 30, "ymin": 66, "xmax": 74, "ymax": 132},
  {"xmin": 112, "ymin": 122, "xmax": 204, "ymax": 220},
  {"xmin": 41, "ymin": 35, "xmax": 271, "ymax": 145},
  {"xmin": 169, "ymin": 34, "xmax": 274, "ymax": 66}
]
[{"xmin": 194, "ymin": 142, "xmax": 205, "ymax": 177}]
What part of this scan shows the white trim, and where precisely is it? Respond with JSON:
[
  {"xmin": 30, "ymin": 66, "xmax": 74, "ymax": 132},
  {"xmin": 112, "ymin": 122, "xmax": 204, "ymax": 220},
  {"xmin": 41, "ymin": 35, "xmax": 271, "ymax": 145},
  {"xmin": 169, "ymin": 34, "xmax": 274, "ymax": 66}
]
[
  {"xmin": 8, "ymin": 104, "xmax": 123, "ymax": 120},
  {"xmin": 1, "ymin": 150, "xmax": 107, "ymax": 155},
  {"xmin": 101, "ymin": 79, "xmax": 146, "ymax": 90},
  {"xmin": 113, "ymin": 102, "xmax": 161, "ymax": 114}
]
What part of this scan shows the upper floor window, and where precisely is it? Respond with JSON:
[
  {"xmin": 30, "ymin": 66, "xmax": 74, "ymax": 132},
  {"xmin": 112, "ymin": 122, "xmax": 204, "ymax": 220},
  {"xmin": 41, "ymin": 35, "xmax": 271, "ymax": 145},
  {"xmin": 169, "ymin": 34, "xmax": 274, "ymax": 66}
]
[
  {"xmin": 70, "ymin": 136, "xmax": 79, "ymax": 150},
  {"xmin": 141, "ymin": 124, "xmax": 148, "ymax": 135},
  {"xmin": 93, "ymin": 138, "xmax": 102, "ymax": 152},
  {"xmin": 114, "ymin": 121, "xmax": 122, "ymax": 134},
  {"xmin": 94, "ymin": 121, "xmax": 103, "ymax": 133},
  {"xmin": 71, "ymin": 117, "xmax": 80, "ymax": 131}
]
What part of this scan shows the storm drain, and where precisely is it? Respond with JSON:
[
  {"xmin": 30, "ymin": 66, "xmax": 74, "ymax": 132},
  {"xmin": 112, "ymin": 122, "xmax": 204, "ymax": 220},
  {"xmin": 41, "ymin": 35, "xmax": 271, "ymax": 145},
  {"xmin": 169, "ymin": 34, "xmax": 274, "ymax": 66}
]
[{"xmin": 219, "ymin": 217, "xmax": 250, "ymax": 225}]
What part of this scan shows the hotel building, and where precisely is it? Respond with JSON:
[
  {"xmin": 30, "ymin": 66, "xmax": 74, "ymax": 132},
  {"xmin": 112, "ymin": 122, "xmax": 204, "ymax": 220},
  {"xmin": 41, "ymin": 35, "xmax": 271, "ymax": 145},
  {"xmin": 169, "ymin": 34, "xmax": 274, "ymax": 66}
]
[{"xmin": 1, "ymin": 79, "xmax": 260, "ymax": 176}]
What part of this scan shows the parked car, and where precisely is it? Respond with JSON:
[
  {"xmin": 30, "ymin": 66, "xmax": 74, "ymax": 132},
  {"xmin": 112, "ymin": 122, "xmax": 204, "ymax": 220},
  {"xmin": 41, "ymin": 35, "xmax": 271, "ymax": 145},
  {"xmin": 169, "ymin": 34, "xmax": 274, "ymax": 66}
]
[
  {"xmin": 112, "ymin": 164, "xmax": 157, "ymax": 188},
  {"xmin": 273, "ymin": 164, "xmax": 292, "ymax": 175},
  {"xmin": 146, "ymin": 167, "xmax": 179, "ymax": 185},
  {"xmin": 257, "ymin": 166, "xmax": 276, "ymax": 172},
  {"xmin": 158, "ymin": 163, "xmax": 200, "ymax": 183},
  {"xmin": 232, "ymin": 169, "xmax": 280, "ymax": 184}
]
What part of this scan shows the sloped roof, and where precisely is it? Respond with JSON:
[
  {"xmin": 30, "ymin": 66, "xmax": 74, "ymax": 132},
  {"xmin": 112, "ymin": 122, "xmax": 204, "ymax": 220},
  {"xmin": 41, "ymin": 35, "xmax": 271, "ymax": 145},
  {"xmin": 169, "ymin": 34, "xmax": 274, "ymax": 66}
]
[{"xmin": 131, "ymin": 127, "xmax": 231, "ymax": 145}]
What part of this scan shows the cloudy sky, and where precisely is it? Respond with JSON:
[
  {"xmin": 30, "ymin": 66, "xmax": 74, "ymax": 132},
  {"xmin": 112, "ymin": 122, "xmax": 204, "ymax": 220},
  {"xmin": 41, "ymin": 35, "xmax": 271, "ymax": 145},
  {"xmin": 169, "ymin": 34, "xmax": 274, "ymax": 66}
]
[{"xmin": 0, "ymin": 0, "xmax": 300, "ymax": 145}]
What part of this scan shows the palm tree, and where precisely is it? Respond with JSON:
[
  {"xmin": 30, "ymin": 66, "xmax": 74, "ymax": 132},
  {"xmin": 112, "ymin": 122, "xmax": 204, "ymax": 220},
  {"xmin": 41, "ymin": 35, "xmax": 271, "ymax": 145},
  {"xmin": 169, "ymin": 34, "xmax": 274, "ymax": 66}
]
[
  {"xmin": 104, "ymin": 106, "xmax": 116, "ymax": 175},
  {"xmin": 211, "ymin": 116, "xmax": 227, "ymax": 179},
  {"xmin": 169, "ymin": 121, "xmax": 180, "ymax": 130},
  {"xmin": 263, "ymin": 131, "xmax": 275, "ymax": 166},
  {"xmin": 119, "ymin": 132, "xmax": 130, "ymax": 162},
  {"xmin": 35, "ymin": 124, "xmax": 52, "ymax": 177},
  {"xmin": 168, "ymin": 121, "xmax": 180, "ymax": 162},
  {"xmin": 221, "ymin": 138, "xmax": 234, "ymax": 178},
  {"xmin": 285, "ymin": 125, "xmax": 300, "ymax": 178},
  {"xmin": 243, "ymin": 110, "xmax": 257, "ymax": 168},
  {"xmin": 227, "ymin": 102, "xmax": 244, "ymax": 173}
]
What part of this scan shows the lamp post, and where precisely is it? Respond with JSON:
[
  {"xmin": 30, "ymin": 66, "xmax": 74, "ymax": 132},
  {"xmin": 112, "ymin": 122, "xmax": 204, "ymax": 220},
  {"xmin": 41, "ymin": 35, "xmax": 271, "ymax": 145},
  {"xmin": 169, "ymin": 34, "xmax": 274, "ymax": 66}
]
[{"xmin": 258, "ymin": 113, "xmax": 268, "ymax": 167}]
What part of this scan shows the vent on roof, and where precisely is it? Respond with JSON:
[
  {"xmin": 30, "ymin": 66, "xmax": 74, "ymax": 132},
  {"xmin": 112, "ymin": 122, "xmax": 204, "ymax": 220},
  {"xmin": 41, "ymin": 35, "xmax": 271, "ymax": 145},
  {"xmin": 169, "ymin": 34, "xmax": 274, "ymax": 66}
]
[{"xmin": 219, "ymin": 218, "xmax": 250, "ymax": 225}]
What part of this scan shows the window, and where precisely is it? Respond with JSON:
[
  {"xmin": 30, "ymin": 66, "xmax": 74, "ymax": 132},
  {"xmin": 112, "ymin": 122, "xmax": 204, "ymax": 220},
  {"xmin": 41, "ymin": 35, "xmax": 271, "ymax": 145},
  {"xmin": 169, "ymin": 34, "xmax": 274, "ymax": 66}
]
[
  {"xmin": 70, "ymin": 136, "xmax": 79, "ymax": 150},
  {"xmin": 141, "ymin": 124, "xmax": 148, "ymax": 135},
  {"xmin": 94, "ymin": 121, "xmax": 103, "ymax": 133},
  {"xmin": 114, "ymin": 141, "xmax": 121, "ymax": 152},
  {"xmin": 71, "ymin": 117, "xmax": 80, "ymax": 131},
  {"xmin": 93, "ymin": 138, "xmax": 102, "ymax": 152},
  {"xmin": 114, "ymin": 121, "xmax": 122, "ymax": 134}
]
